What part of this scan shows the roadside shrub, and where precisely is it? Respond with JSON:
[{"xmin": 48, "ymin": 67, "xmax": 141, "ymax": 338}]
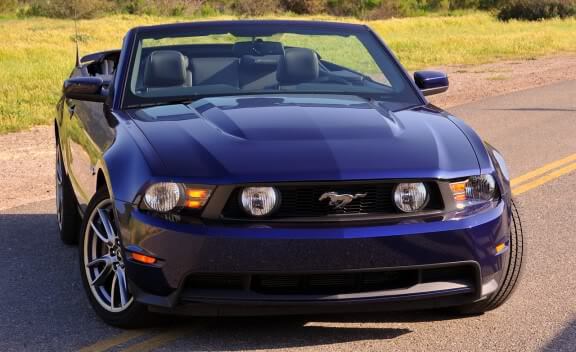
[
  {"xmin": 233, "ymin": 0, "xmax": 281, "ymax": 16},
  {"xmin": 120, "ymin": 0, "xmax": 205, "ymax": 16},
  {"xmin": 426, "ymin": 0, "xmax": 450, "ymax": 10},
  {"xmin": 281, "ymin": 0, "xmax": 325, "ymax": 14},
  {"xmin": 326, "ymin": 0, "xmax": 383, "ymax": 17},
  {"xmin": 449, "ymin": 0, "xmax": 480, "ymax": 9},
  {"xmin": 498, "ymin": 0, "xmax": 576, "ymax": 21},
  {"xmin": 0, "ymin": 0, "xmax": 18, "ymax": 13},
  {"xmin": 13, "ymin": 0, "xmax": 576, "ymax": 20},
  {"xmin": 478, "ymin": 0, "xmax": 507, "ymax": 9},
  {"xmin": 196, "ymin": 2, "xmax": 225, "ymax": 16},
  {"xmin": 22, "ymin": 0, "xmax": 115, "ymax": 18},
  {"xmin": 363, "ymin": 1, "xmax": 405, "ymax": 19}
]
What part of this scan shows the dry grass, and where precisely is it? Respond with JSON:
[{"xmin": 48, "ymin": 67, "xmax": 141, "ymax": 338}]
[{"xmin": 1, "ymin": 12, "xmax": 575, "ymax": 134}]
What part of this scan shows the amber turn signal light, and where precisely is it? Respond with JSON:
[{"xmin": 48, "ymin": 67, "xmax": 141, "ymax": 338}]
[
  {"xmin": 495, "ymin": 243, "xmax": 507, "ymax": 254},
  {"xmin": 449, "ymin": 181, "xmax": 468, "ymax": 202},
  {"xmin": 130, "ymin": 252, "xmax": 157, "ymax": 264},
  {"xmin": 184, "ymin": 188, "xmax": 212, "ymax": 209},
  {"xmin": 187, "ymin": 189, "xmax": 210, "ymax": 198}
]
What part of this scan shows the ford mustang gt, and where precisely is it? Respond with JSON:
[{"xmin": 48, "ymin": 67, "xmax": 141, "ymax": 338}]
[{"xmin": 55, "ymin": 20, "xmax": 523, "ymax": 327}]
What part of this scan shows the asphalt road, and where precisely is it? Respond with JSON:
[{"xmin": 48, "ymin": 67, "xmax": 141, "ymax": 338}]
[{"xmin": 0, "ymin": 80, "xmax": 575, "ymax": 352}]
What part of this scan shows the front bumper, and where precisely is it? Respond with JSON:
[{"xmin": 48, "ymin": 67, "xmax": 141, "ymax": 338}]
[{"xmin": 114, "ymin": 201, "xmax": 511, "ymax": 316}]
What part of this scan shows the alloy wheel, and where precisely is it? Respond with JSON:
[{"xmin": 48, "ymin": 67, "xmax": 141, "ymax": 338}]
[{"xmin": 83, "ymin": 199, "xmax": 133, "ymax": 312}]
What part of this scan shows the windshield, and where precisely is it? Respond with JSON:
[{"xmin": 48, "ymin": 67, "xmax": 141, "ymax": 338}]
[{"xmin": 123, "ymin": 24, "xmax": 422, "ymax": 110}]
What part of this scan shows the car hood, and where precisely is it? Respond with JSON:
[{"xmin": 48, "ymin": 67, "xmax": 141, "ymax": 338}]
[{"xmin": 129, "ymin": 95, "xmax": 480, "ymax": 183}]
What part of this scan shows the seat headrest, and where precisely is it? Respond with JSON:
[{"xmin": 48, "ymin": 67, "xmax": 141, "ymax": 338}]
[
  {"xmin": 276, "ymin": 48, "xmax": 319, "ymax": 85},
  {"xmin": 143, "ymin": 50, "xmax": 189, "ymax": 88}
]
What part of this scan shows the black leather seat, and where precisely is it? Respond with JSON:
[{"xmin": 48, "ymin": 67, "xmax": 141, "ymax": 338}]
[
  {"xmin": 276, "ymin": 48, "xmax": 320, "ymax": 86},
  {"xmin": 143, "ymin": 50, "xmax": 192, "ymax": 88}
]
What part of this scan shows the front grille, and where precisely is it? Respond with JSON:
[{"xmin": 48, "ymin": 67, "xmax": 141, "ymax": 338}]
[
  {"xmin": 182, "ymin": 265, "xmax": 476, "ymax": 296},
  {"xmin": 253, "ymin": 270, "xmax": 418, "ymax": 294},
  {"xmin": 186, "ymin": 274, "xmax": 245, "ymax": 290},
  {"xmin": 222, "ymin": 181, "xmax": 443, "ymax": 219},
  {"xmin": 278, "ymin": 183, "xmax": 395, "ymax": 217}
]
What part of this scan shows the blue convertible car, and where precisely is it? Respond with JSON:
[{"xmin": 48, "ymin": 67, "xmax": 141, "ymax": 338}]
[{"xmin": 55, "ymin": 21, "xmax": 523, "ymax": 327}]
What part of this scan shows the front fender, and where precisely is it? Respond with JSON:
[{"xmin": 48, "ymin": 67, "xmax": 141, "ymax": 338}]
[
  {"xmin": 445, "ymin": 114, "xmax": 494, "ymax": 176},
  {"xmin": 102, "ymin": 119, "xmax": 164, "ymax": 204}
]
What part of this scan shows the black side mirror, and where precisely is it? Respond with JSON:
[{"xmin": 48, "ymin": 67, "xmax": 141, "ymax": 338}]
[
  {"xmin": 414, "ymin": 71, "xmax": 449, "ymax": 96},
  {"xmin": 63, "ymin": 76, "xmax": 106, "ymax": 102}
]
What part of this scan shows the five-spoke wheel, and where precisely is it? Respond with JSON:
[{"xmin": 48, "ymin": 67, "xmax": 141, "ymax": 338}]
[
  {"xmin": 79, "ymin": 189, "xmax": 150, "ymax": 327},
  {"xmin": 83, "ymin": 199, "xmax": 133, "ymax": 312}
]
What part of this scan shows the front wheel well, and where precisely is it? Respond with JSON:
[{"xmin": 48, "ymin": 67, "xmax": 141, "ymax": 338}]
[
  {"xmin": 54, "ymin": 121, "xmax": 59, "ymax": 143},
  {"xmin": 96, "ymin": 170, "xmax": 107, "ymax": 191}
]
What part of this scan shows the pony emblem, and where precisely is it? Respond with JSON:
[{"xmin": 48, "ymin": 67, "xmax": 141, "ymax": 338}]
[{"xmin": 318, "ymin": 192, "xmax": 367, "ymax": 209}]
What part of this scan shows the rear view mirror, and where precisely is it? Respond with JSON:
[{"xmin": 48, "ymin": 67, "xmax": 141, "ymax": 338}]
[
  {"xmin": 414, "ymin": 71, "xmax": 449, "ymax": 96},
  {"xmin": 63, "ymin": 77, "xmax": 106, "ymax": 102}
]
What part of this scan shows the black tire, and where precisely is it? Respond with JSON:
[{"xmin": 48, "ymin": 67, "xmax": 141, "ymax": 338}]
[
  {"xmin": 457, "ymin": 199, "xmax": 524, "ymax": 314},
  {"xmin": 56, "ymin": 142, "xmax": 81, "ymax": 245},
  {"xmin": 79, "ymin": 188, "xmax": 152, "ymax": 328}
]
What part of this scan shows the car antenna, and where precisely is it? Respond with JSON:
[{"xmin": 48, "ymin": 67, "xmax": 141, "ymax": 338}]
[{"xmin": 73, "ymin": 3, "xmax": 80, "ymax": 68}]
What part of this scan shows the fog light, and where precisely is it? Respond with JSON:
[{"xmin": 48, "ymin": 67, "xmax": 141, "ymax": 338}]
[
  {"xmin": 241, "ymin": 187, "xmax": 280, "ymax": 217},
  {"xmin": 393, "ymin": 183, "xmax": 428, "ymax": 213}
]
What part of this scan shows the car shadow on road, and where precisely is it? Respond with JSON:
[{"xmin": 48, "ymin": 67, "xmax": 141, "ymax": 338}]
[
  {"xmin": 150, "ymin": 309, "xmax": 469, "ymax": 350},
  {"xmin": 0, "ymin": 211, "xmax": 468, "ymax": 350},
  {"xmin": 541, "ymin": 318, "xmax": 576, "ymax": 352},
  {"xmin": 485, "ymin": 108, "xmax": 576, "ymax": 112},
  {"xmin": 154, "ymin": 316, "xmax": 413, "ymax": 350},
  {"xmin": 0, "ymin": 212, "xmax": 124, "ymax": 350}
]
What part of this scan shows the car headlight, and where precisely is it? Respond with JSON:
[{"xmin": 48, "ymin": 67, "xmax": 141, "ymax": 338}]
[
  {"xmin": 449, "ymin": 175, "xmax": 497, "ymax": 209},
  {"xmin": 143, "ymin": 182, "xmax": 212, "ymax": 213},
  {"xmin": 393, "ymin": 182, "xmax": 428, "ymax": 213},
  {"xmin": 241, "ymin": 187, "xmax": 280, "ymax": 217}
]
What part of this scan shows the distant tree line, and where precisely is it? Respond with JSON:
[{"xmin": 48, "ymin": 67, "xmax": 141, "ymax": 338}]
[{"xmin": 1, "ymin": 0, "xmax": 574, "ymax": 21}]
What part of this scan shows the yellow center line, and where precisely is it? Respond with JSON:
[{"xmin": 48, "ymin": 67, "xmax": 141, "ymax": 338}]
[
  {"xmin": 77, "ymin": 331, "xmax": 148, "ymax": 352},
  {"xmin": 510, "ymin": 153, "xmax": 576, "ymax": 187},
  {"xmin": 118, "ymin": 329, "xmax": 190, "ymax": 352},
  {"xmin": 512, "ymin": 162, "xmax": 576, "ymax": 196}
]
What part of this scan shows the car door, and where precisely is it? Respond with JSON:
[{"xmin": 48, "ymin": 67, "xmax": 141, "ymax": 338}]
[
  {"xmin": 64, "ymin": 79, "xmax": 115, "ymax": 211},
  {"xmin": 64, "ymin": 97, "xmax": 100, "ymax": 210}
]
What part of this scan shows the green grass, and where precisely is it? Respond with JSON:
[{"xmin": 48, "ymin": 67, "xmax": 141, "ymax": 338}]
[{"xmin": 1, "ymin": 12, "xmax": 576, "ymax": 134}]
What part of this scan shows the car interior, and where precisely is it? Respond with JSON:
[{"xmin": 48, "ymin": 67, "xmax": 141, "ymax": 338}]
[
  {"xmin": 79, "ymin": 40, "xmax": 395, "ymax": 105},
  {"xmin": 130, "ymin": 40, "xmax": 388, "ymax": 95},
  {"xmin": 82, "ymin": 50, "xmax": 120, "ymax": 84}
]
